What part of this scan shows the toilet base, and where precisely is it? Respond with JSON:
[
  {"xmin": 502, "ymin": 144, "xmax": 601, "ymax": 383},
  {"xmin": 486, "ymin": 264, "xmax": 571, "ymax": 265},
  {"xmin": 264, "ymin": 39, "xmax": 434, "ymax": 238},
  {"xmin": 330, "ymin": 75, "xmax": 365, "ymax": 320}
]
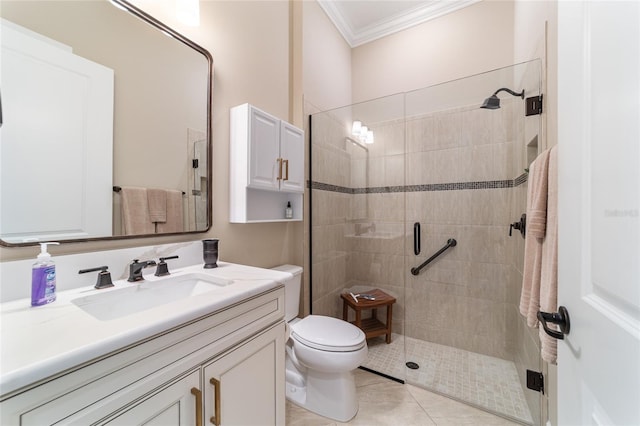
[{"xmin": 285, "ymin": 369, "xmax": 359, "ymax": 422}]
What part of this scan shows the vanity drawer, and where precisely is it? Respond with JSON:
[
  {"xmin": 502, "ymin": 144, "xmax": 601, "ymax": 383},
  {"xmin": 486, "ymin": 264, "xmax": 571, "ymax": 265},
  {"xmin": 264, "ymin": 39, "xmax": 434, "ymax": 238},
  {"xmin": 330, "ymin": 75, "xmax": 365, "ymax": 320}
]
[{"xmin": 2, "ymin": 288, "xmax": 284, "ymax": 425}]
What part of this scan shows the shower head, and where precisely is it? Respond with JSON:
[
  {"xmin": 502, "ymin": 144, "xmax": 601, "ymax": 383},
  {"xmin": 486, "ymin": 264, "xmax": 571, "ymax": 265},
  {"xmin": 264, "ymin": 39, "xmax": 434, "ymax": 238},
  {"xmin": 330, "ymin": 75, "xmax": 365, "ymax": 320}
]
[{"xmin": 480, "ymin": 87, "xmax": 525, "ymax": 110}]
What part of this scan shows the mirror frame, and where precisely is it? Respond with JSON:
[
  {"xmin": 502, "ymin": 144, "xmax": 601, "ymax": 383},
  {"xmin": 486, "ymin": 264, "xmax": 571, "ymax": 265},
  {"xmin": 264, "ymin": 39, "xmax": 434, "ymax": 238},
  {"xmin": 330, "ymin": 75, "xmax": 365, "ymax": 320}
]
[{"xmin": 0, "ymin": 0, "xmax": 213, "ymax": 247}]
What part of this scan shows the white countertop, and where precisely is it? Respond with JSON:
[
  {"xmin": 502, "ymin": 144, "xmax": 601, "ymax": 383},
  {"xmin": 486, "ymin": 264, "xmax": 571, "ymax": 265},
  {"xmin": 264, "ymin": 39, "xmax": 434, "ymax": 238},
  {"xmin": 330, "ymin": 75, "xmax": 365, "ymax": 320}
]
[{"xmin": 0, "ymin": 262, "xmax": 289, "ymax": 397}]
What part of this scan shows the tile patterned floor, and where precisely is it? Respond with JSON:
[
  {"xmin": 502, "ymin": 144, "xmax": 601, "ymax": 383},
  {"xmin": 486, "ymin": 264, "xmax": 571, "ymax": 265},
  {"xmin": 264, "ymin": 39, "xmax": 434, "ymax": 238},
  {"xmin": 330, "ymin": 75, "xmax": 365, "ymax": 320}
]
[
  {"xmin": 286, "ymin": 368, "xmax": 525, "ymax": 426},
  {"xmin": 361, "ymin": 334, "xmax": 533, "ymax": 425}
]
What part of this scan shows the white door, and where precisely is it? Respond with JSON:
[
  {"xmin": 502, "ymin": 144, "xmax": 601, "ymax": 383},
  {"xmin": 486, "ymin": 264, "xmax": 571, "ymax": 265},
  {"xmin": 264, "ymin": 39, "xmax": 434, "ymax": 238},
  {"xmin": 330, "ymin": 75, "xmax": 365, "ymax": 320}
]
[{"xmin": 557, "ymin": 2, "xmax": 640, "ymax": 425}]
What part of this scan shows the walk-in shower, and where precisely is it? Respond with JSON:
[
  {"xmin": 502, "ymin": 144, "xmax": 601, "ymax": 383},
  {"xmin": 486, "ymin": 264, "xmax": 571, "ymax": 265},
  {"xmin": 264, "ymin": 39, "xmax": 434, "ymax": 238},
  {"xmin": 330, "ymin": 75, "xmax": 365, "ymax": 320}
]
[{"xmin": 309, "ymin": 60, "xmax": 543, "ymax": 425}]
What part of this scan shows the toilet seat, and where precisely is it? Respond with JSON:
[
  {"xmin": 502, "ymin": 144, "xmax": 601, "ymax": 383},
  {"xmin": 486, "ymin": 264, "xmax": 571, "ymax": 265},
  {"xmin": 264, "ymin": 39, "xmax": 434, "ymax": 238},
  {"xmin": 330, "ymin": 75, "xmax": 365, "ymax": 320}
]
[{"xmin": 291, "ymin": 315, "xmax": 366, "ymax": 352}]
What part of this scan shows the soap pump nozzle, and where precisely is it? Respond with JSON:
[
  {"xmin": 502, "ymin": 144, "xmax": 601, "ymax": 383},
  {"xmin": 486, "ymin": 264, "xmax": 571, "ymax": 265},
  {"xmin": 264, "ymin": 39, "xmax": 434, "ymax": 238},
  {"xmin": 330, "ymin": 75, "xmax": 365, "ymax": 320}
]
[{"xmin": 37, "ymin": 242, "xmax": 60, "ymax": 261}]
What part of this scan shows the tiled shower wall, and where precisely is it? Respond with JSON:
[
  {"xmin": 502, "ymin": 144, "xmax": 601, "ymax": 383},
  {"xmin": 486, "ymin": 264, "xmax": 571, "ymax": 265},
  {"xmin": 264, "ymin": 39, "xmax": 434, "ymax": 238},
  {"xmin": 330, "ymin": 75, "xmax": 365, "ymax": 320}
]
[{"xmin": 403, "ymin": 101, "xmax": 517, "ymax": 360}]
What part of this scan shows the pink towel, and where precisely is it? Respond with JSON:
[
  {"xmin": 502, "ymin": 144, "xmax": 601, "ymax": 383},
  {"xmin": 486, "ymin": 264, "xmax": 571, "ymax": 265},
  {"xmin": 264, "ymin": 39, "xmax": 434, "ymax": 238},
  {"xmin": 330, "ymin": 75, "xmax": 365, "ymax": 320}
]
[
  {"xmin": 539, "ymin": 146, "xmax": 558, "ymax": 364},
  {"xmin": 156, "ymin": 190, "xmax": 184, "ymax": 233},
  {"xmin": 520, "ymin": 149, "xmax": 550, "ymax": 327},
  {"xmin": 120, "ymin": 186, "xmax": 154, "ymax": 235},
  {"xmin": 147, "ymin": 188, "xmax": 167, "ymax": 223}
]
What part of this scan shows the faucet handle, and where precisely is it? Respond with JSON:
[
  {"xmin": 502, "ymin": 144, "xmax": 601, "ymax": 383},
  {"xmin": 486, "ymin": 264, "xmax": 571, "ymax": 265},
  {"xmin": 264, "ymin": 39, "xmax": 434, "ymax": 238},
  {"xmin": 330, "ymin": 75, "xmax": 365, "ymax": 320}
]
[
  {"xmin": 79, "ymin": 266, "xmax": 114, "ymax": 289},
  {"xmin": 155, "ymin": 256, "xmax": 179, "ymax": 277}
]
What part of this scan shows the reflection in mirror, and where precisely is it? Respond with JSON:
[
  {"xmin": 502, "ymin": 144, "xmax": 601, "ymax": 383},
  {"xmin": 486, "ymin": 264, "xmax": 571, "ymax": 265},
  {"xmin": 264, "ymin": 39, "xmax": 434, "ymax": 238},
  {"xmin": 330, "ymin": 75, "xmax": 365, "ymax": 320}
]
[{"xmin": 0, "ymin": 0, "xmax": 212, "ymax": 246}]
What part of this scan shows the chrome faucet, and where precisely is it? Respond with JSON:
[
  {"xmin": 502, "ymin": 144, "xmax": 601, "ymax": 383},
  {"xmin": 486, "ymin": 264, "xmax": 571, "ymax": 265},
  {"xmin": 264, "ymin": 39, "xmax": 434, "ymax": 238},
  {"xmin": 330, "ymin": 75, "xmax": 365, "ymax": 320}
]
[{"xmin": 128, "ymin": 259, "xmax": 157, "ymax": 282}]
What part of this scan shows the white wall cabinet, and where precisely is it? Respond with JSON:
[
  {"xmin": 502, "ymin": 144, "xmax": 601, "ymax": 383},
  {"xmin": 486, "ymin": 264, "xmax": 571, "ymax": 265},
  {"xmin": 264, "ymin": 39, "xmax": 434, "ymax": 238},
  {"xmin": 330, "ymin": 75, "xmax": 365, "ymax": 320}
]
[
  {"xmin": 230, "ymin": 103, "xmax": 304, "ymax": 223},
  {"xmin": 0, "ymin": 288, "xmax": 285, "ymax": 426}
]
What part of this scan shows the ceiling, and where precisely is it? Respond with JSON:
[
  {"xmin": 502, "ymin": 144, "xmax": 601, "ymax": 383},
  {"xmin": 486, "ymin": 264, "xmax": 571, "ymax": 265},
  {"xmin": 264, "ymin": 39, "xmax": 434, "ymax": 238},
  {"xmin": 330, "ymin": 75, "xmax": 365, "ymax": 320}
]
[{"xmin": 317, "ymin": 0, "xmax": 481, "ymax": 47}]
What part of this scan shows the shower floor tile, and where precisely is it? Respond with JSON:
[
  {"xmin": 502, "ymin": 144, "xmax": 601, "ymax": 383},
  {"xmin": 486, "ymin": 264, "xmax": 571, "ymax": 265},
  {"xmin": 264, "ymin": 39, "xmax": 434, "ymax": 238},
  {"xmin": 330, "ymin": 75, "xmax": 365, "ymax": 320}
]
[{"xmin": 362, "ymin": 334, "xmax": 533, "ymax": 425}]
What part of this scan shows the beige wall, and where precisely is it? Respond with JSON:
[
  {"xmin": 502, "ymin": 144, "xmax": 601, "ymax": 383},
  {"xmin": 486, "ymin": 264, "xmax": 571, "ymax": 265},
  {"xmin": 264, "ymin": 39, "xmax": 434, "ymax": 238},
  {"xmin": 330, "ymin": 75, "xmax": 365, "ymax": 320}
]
[
  {"xmin": 302, "ymin": 0, "xmax": 352, "ymax": 111},
  {"xmin": 351, "ymin": 0, "xmax": 515, "ymax": 102}
]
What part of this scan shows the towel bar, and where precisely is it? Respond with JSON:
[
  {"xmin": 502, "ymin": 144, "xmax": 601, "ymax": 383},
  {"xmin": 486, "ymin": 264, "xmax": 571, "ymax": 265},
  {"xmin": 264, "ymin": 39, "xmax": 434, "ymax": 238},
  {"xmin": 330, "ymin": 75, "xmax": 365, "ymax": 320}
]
[{"xmin": 113, "ymin": 186, "xmax": 186, "ymax": 195}]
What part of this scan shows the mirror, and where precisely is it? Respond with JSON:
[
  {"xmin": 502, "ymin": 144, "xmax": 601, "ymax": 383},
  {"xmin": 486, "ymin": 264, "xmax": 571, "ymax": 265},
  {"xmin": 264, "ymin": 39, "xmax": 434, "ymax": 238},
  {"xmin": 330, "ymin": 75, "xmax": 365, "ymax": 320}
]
[{"xmin": 0, "ymin": 0, "xmax": 212, "ymax": 246}]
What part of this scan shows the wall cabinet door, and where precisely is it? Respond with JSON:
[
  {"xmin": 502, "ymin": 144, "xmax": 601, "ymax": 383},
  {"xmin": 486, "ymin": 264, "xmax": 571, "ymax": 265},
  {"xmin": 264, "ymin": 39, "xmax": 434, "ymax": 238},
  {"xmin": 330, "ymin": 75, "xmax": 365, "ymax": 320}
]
[
  {"xmin": 101, "ymin": 369, "xmax": 200, "ymax": 426},
  {"xmin": 203, "ymin": 323, "xmax": 285, "ymax": 426},
  {"xmin": 279, "ymin": 122, "xmax": 304, "ymax": 193},
  {"xmin": 248, "ymin": 107, "xmax": 281, "ymax": 191}
]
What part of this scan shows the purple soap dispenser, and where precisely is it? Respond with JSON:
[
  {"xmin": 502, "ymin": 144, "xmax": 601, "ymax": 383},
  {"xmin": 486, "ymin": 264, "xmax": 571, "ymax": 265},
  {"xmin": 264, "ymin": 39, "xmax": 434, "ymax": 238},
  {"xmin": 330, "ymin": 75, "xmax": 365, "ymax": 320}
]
[{"xmin": 31, "ymin": 242, "xmax": 60, "ymax": 306}]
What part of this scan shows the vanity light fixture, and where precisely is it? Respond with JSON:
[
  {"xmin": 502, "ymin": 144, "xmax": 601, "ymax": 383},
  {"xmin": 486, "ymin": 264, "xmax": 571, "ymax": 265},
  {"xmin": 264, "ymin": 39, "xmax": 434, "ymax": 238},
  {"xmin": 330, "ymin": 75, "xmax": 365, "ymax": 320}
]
[
  {"xmin": 351, "ymin": 120, "xmax": 362, "ymax": 135},
  {"xmin": 176, "ymin": 0, "xmax": 200, "ymax": 26},
  {"xmin": 365, "ymin": 130, "xmax": 374, "ymax": 144},
  {"xmin": 351, "ymin": 120, "xmax": 374, "ymax": 145}
]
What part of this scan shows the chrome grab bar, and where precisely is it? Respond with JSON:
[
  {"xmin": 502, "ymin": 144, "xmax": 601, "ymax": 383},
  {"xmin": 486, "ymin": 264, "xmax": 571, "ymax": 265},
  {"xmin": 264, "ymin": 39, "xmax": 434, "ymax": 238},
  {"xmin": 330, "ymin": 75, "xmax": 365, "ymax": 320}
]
[{"xmin": 410, "ymin": 238, "xmax": 457, "ymax": 276}]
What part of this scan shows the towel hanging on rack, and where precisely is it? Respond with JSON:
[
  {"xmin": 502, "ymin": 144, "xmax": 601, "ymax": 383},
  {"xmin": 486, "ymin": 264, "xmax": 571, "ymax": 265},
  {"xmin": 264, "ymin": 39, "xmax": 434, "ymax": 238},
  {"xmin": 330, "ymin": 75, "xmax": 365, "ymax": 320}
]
[
  {"xmin": 147, "ymin": 188, "xmax": 167, "ymax": 223},
  {"xmin": 520, "ymin": 149, "xmax": 550, "ymax": 327},
  {"xmin": 120, "ymin": 186, "xmax": 154, "ymax": 235}
]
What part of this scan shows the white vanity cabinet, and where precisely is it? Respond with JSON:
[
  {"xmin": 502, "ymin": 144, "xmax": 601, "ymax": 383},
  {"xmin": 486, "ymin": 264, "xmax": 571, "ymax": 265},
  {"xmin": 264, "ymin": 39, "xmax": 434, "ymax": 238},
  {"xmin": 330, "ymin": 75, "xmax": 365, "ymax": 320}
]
[
  {"xmin": 230, "ymin": 103, "xmax": 304, "ymax": 223},
  {"xmin": 102, "ymin": 369, "xmax": 201, "ymax": 425},
  {"xmin": 203, "ymin": 324, "xmax": 284, "ymax": 425},
  {"xmin": 0, "ymin": 288, "xmax": 285, "ymax": 426}
]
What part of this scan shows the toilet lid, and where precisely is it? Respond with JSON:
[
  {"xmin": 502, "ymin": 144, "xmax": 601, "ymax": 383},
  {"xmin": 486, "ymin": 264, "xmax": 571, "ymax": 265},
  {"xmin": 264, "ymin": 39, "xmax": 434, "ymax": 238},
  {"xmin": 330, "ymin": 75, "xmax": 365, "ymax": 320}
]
[{"xmin": 291, "ymin": 315, "xmax": 366, "ymax": 352}]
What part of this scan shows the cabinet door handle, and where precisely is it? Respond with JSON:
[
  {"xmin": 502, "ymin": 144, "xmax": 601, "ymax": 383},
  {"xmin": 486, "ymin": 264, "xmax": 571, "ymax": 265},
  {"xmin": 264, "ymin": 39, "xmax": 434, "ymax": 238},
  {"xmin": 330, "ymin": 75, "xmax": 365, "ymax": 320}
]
[
  {"xmin": 191, "ymin": 387, "xmax": 203, "ymax": 426},
  {"xmin": 283, "ymin": 159, "xmax": 289, "ymax": 181},
  {"xmin": 277, "ymin": 158, "xmax": 283, "ymax": 181},
  {"xmin": 210, "ymin": 377, "xmax": 221, "ymax": 425}
]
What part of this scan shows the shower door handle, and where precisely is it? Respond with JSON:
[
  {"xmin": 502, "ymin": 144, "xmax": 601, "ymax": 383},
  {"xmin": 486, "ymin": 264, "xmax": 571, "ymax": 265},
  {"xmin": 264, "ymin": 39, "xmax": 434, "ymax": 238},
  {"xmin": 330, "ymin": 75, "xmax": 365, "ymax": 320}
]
[{"xmin": 413, "ymin": 222, "xmax": 421, "ymax": 255}]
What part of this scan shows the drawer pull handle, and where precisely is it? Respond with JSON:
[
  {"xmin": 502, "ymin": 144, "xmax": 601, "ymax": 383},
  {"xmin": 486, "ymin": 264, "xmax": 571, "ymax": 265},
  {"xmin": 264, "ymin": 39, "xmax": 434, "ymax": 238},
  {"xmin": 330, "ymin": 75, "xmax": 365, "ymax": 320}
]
[
  {"xmin": 191, "ymin": 387, "xmax": 203, "ymax": 426},
  {"xmin": 210, "ymin": 377, "xmax": 221, "ymax": 425}
]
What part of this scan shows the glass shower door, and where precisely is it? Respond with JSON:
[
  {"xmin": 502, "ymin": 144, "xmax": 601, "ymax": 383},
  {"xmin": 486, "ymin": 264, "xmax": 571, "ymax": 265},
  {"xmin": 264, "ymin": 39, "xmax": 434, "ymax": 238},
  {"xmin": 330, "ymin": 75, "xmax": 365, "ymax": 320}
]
[
  {"xmin": 310, "ymin": 60, "xmax": 543, "ymax": 426},
  {"xmin": 403, "ymin": 61, "xmax": 542, "ymax": 425},
  {"xmin": 309, "ymin": 93, "xmax": 407, "ymax": 382}
]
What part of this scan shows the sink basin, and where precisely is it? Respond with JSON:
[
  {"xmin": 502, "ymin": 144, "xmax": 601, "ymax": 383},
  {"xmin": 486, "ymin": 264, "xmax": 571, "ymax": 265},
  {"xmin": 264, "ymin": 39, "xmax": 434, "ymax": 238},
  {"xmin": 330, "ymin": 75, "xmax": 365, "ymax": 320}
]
[{"xmin": 71, "ymin": 272, "xmax": 232, "ymax": 321}]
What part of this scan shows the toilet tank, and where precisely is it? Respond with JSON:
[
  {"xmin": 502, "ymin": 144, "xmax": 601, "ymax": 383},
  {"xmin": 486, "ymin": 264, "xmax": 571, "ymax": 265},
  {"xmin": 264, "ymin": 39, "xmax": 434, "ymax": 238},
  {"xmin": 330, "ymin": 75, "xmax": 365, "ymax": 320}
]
[{"xmin": 271, "ymin": 264, "xmax": 302, "ymax": 322}]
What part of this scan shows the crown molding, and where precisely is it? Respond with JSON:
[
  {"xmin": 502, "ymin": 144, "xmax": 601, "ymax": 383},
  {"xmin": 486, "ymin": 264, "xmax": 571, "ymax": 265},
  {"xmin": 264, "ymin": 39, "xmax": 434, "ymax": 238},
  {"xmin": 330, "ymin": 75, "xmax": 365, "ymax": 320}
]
[{"xmin": 318, "ymin": 0, "xmax": 482, "ymax": 48}]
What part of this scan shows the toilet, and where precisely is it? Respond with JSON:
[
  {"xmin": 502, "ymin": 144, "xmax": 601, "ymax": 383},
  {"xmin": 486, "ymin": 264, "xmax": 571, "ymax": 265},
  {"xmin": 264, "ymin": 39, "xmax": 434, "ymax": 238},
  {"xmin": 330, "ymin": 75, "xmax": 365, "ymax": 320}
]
[{"xmin": 271, "ymin": 265, "xmax": 368, "ymax": 422}]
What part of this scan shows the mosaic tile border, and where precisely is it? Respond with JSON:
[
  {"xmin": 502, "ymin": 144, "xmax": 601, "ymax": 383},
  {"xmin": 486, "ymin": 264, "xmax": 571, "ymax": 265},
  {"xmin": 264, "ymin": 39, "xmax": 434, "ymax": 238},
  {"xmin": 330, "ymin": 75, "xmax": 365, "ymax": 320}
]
[
  {"xmin": 309, "ymin": 173, "xmax": 529, "ymax": 194},
  {"xmin": 514, "ymin": 172, "xmax": 528, "ymax": 187}
]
